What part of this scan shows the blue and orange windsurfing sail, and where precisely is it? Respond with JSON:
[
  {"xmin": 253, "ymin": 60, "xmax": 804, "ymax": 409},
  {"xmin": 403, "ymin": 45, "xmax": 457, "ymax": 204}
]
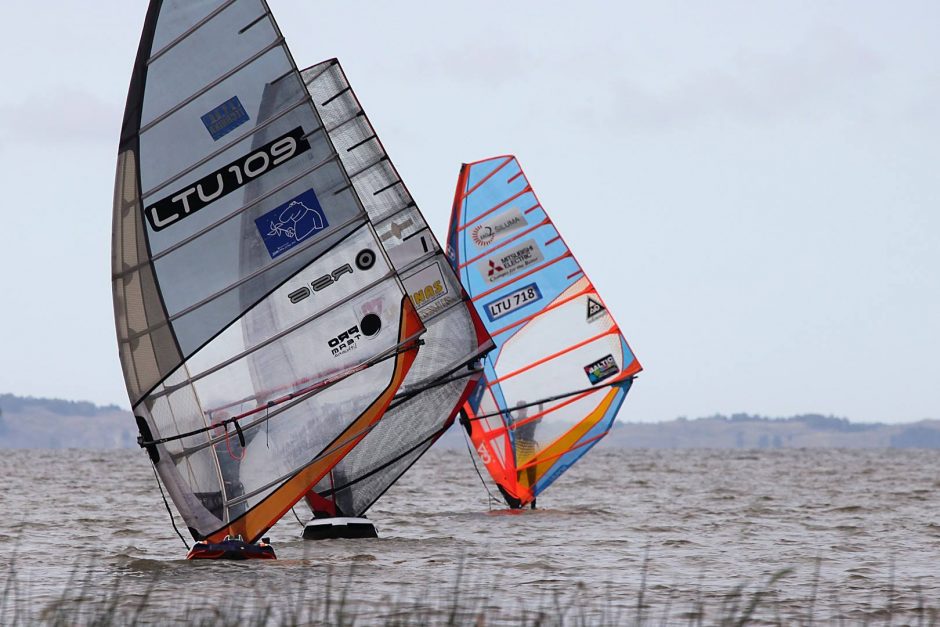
[{"xmin": 446, "ymin": 156, "xmax": 642, "ymax": 508}]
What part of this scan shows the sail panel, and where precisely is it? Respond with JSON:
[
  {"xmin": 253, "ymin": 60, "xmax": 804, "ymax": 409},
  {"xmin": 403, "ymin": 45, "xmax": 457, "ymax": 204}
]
[
  {"xmin": 150, "ymin": 0, "xmax": 231, "ymax": 54},
  {"xmin": 142, "ymin": 0, "xmax": 278, "ymax": 129},
  {"xmin": 297, "ymin": 59, "xmax": 493, "ymax": 517},
  {"xmin": 113, "ymin": 1, "xmax": 425, "ymax": 543},
  {"xmin": 447, "ymin": 156, "xmax": 641, "ymax": 507}
]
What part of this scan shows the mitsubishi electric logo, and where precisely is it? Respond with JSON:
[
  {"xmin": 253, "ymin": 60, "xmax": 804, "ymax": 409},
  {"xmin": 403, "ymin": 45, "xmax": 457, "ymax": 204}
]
[{"xmin": 476, "ymin": 239, "xmax": 544, "ymax": 284}]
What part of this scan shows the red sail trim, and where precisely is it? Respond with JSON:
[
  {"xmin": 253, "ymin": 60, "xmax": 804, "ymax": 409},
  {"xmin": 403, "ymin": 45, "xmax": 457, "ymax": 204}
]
[
  {"xmin": 487, "ymin": 328, "xmax": 621, "ymax": 386},
  {"xmin": 471, "ymin": 252, "xmax": 573, "ymax": 302},
  {"xmin": 460, "ymin": 156, "xmax": 514, "ymax": 201},
  {"xmin": 458, "ymin": 218, "xmax": 551, "ymax": 269},
  {"xmin": 488, "ymin": 285, "xmax": 594, "ymax": 339},
  {"xmin": 513, "ymin": 158, "xmax": 643, "ymax": 378},
  {"xmin": 457, "ymin": 186, "xmax": 532, "ymax": 232},
  {"xmin": 475, "ymin": 386, "xmax": 602, "ymax": 439}
]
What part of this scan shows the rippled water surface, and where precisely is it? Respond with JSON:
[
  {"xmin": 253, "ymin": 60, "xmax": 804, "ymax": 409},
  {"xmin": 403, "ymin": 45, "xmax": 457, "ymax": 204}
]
[{"xmin": 2, "ymin": 447, "xmax": 939, "ymax": 623}]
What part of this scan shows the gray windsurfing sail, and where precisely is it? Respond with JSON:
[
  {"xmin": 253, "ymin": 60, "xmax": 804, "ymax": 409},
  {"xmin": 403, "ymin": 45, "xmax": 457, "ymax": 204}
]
[
  {"xmin": 297, "ymin": 59, "xmax": 494, "ymax": 519},
  {"xmin": 112, "ymin": 0, "xmax": 425, "ymax": 545}
]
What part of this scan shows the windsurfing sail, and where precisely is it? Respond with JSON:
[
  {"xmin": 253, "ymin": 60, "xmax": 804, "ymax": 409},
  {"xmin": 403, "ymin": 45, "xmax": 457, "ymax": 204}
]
[
  {"xmin": 112, "ymin": 0, "xmax": 425, "ymax": 546},
  {"xmin": 297, "ymin": 59, "xmax": 493, "ymax": 519},
  {"xmin": 446, "ymin": 156, "xmax": 642, "ymax": 508}
]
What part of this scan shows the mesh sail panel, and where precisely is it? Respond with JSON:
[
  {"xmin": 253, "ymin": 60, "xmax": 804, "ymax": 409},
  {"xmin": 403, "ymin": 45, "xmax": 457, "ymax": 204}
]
[
  {"xmin": 112, "ymin": 1, "xmax": 424, "ymax": 543},
  {"xmin": 300, "ymin": 60, "xmax": 493, "ymax": 517},
  {"xmin": 446, "ymin": 156, "xmax": 642, "ymax": 507}
]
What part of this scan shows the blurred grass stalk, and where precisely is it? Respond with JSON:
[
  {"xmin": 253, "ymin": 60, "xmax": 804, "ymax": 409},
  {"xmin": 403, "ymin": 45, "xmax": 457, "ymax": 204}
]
[{"xmin": 2, "ymin": 555, "xmax": 938, "ymax": 625}]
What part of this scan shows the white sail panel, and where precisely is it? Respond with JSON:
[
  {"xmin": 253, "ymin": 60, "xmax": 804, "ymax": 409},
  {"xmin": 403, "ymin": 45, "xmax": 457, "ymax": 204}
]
[
  {"xmin": 298, "ymin": 60, "xmax": 493, "ymax": 517},
  {"xmin": 113, "ymin": 1, "xmax": 424, "ymax": 543}
]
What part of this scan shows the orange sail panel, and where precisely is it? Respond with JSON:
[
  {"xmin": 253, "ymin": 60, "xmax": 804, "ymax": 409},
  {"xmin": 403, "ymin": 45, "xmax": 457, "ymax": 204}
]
[{"xmin": 446, "ymin": 156, "xmax": 642, "ymax": 508}]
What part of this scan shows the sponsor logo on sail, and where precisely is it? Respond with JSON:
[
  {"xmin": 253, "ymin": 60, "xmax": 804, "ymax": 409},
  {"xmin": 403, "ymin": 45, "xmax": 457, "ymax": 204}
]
[
  {"xmin": 476, "ymin": 239, "xmax": 544, "ymax": 284},
  {"xmin": 287, "ymin": 249, "xmax": 380, "ymax": 305},
  {"xmin": 404, "ymin": 263, "xmax": 454, "ymax": 318},
  {"xmin": 586, "ymin": 296, "xmax": 607, "ymax": 323},
  {"xmin": 584, "ymin": 354, "xmax": 619, "ymax": 385},
  {"xmin": 380, "ymin": 218, "xmax": 414, "ymax": 242},
  {"xmin": 327, "ymin": 314, "xmax": 383, "ymax": 357},
  {"xmin": 145, "ymin": 126, "xmax": 311, "ymax": 231},
  {"xmin": 483, "ymin": 283, "xmax": 542, "ymax": 322},
  {"xmin": 201, "ymin": 96, "xmax": 249, "ymax": 141},
  {"xmin": 256, "ymin": 189, "xmax": 329, "ymax": 259},
  {"xmin": 328, "ymin": 325, "xmax": 362, "ymax": 356},
  {"xmin": 470, "ymin": 208, "xmax": 528, "ymax": 247}
]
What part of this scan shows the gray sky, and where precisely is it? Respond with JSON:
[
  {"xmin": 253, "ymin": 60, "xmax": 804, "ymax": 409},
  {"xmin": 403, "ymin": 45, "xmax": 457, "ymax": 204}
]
[{"xmin": 0, "ymin": 1, "xmax": 937, "ymax": 423}]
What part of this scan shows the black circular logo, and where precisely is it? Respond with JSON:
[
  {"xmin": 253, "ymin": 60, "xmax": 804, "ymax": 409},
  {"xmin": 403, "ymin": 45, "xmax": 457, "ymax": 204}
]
[
  {"xmin": 360, "ymin": 313, "xmax": 382, "ymax": 337},
  {"xmin": 355, "ymin": 249, "xmax": 376, "ymax": 271}
]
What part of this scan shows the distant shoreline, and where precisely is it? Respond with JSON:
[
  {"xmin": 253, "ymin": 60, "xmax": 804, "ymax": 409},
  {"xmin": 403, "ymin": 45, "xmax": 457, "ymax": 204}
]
[{"xmin": 2, "ymin": 393, "xmax": 937, "ymax": 450}]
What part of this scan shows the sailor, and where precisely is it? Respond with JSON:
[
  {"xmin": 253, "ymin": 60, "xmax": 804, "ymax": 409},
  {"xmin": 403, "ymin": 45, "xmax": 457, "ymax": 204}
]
[
  {"xmin": 209, "ymin": 411, "xmax": 246, "ymax": 512},
  {"xmin": 509, "ymin": 400, "xmax": 543, "ymax": 509}
]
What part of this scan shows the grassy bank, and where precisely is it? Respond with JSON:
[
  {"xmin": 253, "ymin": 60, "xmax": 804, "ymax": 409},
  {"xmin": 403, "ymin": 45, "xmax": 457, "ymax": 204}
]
[{"xmin": 2, "ymin": 554, "xmax": 937, "ymax": 625}]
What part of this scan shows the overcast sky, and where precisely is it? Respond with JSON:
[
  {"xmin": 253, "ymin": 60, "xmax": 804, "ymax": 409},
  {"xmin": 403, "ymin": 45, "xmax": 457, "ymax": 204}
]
[{"xmin": 0, "ymin": 1, "xmax": 937, "ymax": 423}]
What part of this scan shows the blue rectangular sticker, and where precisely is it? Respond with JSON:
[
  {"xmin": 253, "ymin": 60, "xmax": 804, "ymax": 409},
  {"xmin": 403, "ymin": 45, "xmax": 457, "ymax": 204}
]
[
  {"xmin": 255, "ymin": 189, "xmax": 329, "ymax": 259},
  {"xmin": 483, "ymin": 282, "xmax": 542, "ymax": 322},
  {"xmin": 201, "ymin": 96, "xmax": 250, "ymax": 141}
]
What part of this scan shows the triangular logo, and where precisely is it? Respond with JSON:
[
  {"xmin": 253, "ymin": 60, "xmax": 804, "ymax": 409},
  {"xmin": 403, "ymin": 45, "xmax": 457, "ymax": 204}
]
[{"xmin": 586, "ymin": 296, "xmax": 606, "ymax": 322}]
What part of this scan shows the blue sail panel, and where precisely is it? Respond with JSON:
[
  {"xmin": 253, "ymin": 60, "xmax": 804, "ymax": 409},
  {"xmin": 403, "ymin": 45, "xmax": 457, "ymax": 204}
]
[{"xmin": 447, "ymin": 156, "xmax": 642, "ymax": 508}]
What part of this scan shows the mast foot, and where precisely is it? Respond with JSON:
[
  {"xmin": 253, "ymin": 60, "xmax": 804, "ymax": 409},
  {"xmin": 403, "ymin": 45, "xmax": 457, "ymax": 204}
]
[{"xmin": 186, "ymin": 537, "xmax": 277, "ymax": 560}]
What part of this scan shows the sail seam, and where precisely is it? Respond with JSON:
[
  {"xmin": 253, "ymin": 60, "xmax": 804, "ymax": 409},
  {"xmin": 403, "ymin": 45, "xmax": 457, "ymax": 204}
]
[
  {"xmin": 141, "ymin": 93, "xmax": 311, "ymax": 202},
  {"xmin": 150, "ymin": 270, "xmax": 397, "ymax": 399},
  {"xmin": 470, "ymin": 252, "xmax": 574, "ymax": 302},
  {"xmin": 458, "ymin": 185, "xmax": 532, "ymax": 232},
  {"xmin": 146, "ymin": 0, "xmax": 242, "ymax": 65},
  {"xmin": 139, "ymin": 37, "xmax": 285, "ymax": 136},
  {"xmin": 458, "ymin": 218, "xmax": 552, "ymax": 268},
  {"xmin": 117, "ymin": 152, "xmax": 342, "ymax": 278},
  {"xmin": 120, "ymin": 212, "xmax": 366, "ymax": 341},
  {"xmin": 169, "ymin": 332, "xmax": 424, "ymax": 460},
  {"xmin": 302, "ymin": 59, "xmax": 339, "ymax": 87}
]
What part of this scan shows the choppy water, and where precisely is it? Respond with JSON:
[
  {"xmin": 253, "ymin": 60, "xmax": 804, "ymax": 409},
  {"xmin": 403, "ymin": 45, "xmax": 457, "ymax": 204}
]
[{"xmin": 1, "ymin": 446, "xmax": 939, "ymax": 624}]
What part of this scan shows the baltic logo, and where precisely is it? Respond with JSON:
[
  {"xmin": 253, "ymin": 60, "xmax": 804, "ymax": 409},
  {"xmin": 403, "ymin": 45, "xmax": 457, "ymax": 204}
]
[
  {"xmin": 145, "ymin": 126, "xmax": 311, "ymax": 231},
  {"xmin": 586, "ymin": 296, "xmax": 607, "ymax": 323},
  {"xmin": 470, "ymin": 208, "xmax": 527, "ymax": 247},
  {"xmin": 584, "ymin": 354, "xmax": 619, "ymax": 385},
  {"xmin": 476, "ymin": 239, "xmax": 544, "ymax": 284},
  {"xmin": 256, "ymin": 188, "xmax": 328, "ymax": 259},
  {"xmin": 288, "ymin": 248, "xmax": 376, "ymax": 304},
  {"xmin": 484, "ymin": 283, "xmax": 542, "ymax": 322},
  {"xmin": 404, "ymin": 263, "xmax": 449, "ymax": 313},
  {"xmin": 328, "ymin": 313, "xmax": 383, "ymax": 357}
]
